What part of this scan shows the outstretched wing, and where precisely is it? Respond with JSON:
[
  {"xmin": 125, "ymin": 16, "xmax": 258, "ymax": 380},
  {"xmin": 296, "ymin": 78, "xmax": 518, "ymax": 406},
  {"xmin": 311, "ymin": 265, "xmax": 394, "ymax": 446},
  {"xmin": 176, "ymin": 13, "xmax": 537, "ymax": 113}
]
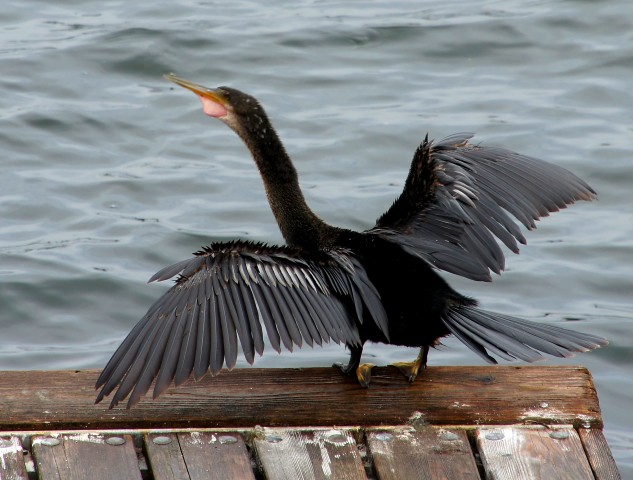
[
  {"xmin": 372, "ymin": 133, "xmax": 596, "ymax": 281},
  {"xmin": 96, "ymin": 241, "xmax": 387, "ymax": 408}
]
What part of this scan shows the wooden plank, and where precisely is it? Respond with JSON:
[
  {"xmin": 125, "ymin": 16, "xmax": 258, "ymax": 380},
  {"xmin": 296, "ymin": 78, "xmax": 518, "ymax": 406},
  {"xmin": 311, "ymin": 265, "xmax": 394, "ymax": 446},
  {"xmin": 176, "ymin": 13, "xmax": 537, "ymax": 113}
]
[
  {"xmin": 179, "ymin": 432, "xmax": 254, "ymax": 480},
  {"xmin": 578, "ymin": 428, "xmax": 622, "ymax": 479},
  {"xmin": 0, "ymin": 366, "xmax": 602, "ymax": 430},
  {"xmin": 31, "ymin": 433, "xmax": 141, "ymax": 480},
  {"xmin": 0, "ymin": 436, "xmax": 28, "ymax": 479},
  {"xmin": 144, "ymin": 433, "xmax": 189, "ymax": 480},
  {"xmin": 367, "ymin": 427, "xmax": 480, "ymax": 480},
  {"xmin": 476, "ymin": 426, "xmax": 594, "ymax": 480},
  {"xmin": 145, "ymin": 431, "xmax": 255, "ymax": 480},
  {"xmin": 254, "ymin": 428, "xmax": 366, "ymax": 480}
]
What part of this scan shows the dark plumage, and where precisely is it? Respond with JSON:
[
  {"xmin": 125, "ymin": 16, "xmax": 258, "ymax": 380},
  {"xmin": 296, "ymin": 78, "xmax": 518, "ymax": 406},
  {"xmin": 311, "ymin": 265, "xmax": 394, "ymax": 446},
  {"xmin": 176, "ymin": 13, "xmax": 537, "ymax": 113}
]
[{"xmin": 95, "ymin": 74, "xmax": 606, "ymax": 408}]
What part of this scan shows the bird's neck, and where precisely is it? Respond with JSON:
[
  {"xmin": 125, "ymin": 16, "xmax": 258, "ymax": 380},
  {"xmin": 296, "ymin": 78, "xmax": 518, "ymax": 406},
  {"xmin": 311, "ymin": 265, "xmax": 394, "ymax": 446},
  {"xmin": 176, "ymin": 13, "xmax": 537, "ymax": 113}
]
[{"xmin": 241, "ymin": 125, "xmax": 333, "ymax": 249}]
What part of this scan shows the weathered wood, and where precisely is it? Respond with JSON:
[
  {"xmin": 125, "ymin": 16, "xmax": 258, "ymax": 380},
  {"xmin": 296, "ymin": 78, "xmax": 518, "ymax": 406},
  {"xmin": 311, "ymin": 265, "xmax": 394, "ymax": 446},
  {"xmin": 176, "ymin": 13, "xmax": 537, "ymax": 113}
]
[
  {"xmin": 145, "ymin": 433, "xmax": 189, "ymax": 480},
  {"xmin": 476, "ymin": 426, "xmax": 594, "ymax": 480},
  {"xmin": 367, "ymin": 427, "xmax": 480, "ymax": 480},
  {"xmin": 145, "ymin": 431, "xmax": 255, "ymax": 480},
  {"xmin": 254, "ymin": 428, "xmax": 366, "ymax": 480},
  {"xmin": 0, "ymin": 436, "xmax": 28, "ymax": 479},
  {"xmin": 578, "ymin": 428, "xmax": 622, "ymax": 479},
  {"xmin": 0, "ymin": 366, "xmax": 602, "ymax": 430},
  {"xmin": 0, "ymin": 425, "xmax": 617, "ymax": 480},
  {"xmin": 31, "ymin": 433, "xmax": 141, "ymax": 480},
  {"xmin": 178, "ymin": 432, "xmax": 254, "ymax": 480}
]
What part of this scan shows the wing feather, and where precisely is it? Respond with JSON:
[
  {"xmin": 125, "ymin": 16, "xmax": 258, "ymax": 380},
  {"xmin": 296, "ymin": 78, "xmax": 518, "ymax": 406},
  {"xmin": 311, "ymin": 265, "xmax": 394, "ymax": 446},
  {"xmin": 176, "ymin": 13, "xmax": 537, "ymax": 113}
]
[
  {"xmin": 174, "ymin": 303, "xmax": 197, "ymax": 386},
  {"xmin": 373, "ymin": 133, "xmax": 596, "ymax": 281},
  {"xmin": 113, "ymin": 308, "xmax": 171, "ymax": 407},
  {"xmin": 153, "ymin": 307, "xmax": 188, "ymax": 398},
  {"xmin": 236, "ymin": 260, "xmax": 265, "ymax": 356},
  {"xmin": 249, "ymin": 279, "xmax": 282, "ymax": 353},
  {"xmin": 96, "ymin": 241, "xmax": 385, "ymax": 408},
  {"xmin": 193, "ymin": 297, "xmax": 211, "ymax": 379},
  {"xmin": 214, "ymin": 276, "xmax": 238, "ymax": 370},
  {"xmin": 208, "ymin": 294, "xmax": 225, "ymax": 375}
]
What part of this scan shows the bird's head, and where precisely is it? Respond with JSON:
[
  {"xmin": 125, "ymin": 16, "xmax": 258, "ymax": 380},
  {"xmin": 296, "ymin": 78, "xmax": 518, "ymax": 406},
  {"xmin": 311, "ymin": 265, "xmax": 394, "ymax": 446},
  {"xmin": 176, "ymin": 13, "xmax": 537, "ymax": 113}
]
[{"xmin": 164, "ymin": 73, "xmax": 268, "ymax": 140}]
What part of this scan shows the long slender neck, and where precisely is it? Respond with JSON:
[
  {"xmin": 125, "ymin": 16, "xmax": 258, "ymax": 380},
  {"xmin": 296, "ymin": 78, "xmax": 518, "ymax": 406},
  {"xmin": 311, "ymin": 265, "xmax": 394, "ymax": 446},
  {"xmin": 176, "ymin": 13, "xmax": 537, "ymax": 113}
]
[{"xmin": 236, "ymin": 118, "xmax": 333, "ymax": 249}]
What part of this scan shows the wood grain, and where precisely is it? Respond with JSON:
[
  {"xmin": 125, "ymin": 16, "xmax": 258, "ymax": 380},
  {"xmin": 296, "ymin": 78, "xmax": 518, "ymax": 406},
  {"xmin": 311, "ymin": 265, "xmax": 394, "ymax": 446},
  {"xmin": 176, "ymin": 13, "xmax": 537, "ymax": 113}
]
[
  {"xmin": 578, "ymin": 428, "xmax": 622, "ymax": 479},
  {"xmin": 476, "ymin": 426, "xmax": 594, "ymax": 480},
  {"xmin": 145, "ymin": 431, "xmax": 255, "ymax": 480},
  {"xmin": 368, "ymin": 427, "xmax": 480, "ymax": 480},
  {"xmin": 254, "ymin": 428, "xmax": 366, "ymax": 480},
  {"xmin": 144, "ymin": 433, "xmax": 190, "ymax": 480},
  {"xmin": 178, "ymin": 432, "xmax": 255, "ymax": 480},
  {"xmin": 31, "ymin": 433, "xmax": 141, "ymax": 480},
  {"xmin": 0, "ymin": 366, "xmax": 602, "ymax": 430},
  {"xmin": 0, "ymin": 436, "xmax": 28, "ymax": 479}
]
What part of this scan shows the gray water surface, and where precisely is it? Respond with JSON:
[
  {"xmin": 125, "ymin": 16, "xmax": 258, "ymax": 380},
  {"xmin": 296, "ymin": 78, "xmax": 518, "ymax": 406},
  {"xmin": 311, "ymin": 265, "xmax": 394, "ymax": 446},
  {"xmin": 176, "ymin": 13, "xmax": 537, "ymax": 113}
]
[{"xmin": 2, "ymin": 0, "xmax": 632, "ymax": 473}]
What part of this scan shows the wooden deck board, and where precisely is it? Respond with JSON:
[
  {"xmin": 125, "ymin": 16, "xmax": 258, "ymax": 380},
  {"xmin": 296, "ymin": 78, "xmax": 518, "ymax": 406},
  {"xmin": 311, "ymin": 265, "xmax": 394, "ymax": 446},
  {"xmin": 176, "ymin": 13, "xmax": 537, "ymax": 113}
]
[
  {"xmin": 579, "ymin": 428, "xmax": 622, "ymax": 480},
  {"xmin": 367, "ymin": 426, "xmax": 480, "ymax": 480},
  {"xmin": 0, "ymin": 366, "xmax": 602, "ymax": 430},
  {"xmin": 0, "ymin": 436, "xmax": 29, "ymax": 479},
  {"xmin": 31, "ymin": 433, "xmax": 141, "ymax": 480},
  {"xmin": 0, "ymin": 366, "xmax": 619, "ymax": 479},
  {"xmin": 9, "ymin": 425, "xmax": 618, "ymax": 479},
  {"xmin": 254, "ymin": 428, "xmax": 366, "ymax": 480},
  {"xmin": 145, "ymin": 431, "xmax": 257, "ymax": 480},
  {"xmin": 476, "ymin": 426, "xmax": 595, "ymax": 480},
  {"xmin": 144, "ymin": 433, "xmax": 190, "ymax": 480},
  {"xmin": 178, "ymin": 432, "xmax": 254, "ymax": 480}
]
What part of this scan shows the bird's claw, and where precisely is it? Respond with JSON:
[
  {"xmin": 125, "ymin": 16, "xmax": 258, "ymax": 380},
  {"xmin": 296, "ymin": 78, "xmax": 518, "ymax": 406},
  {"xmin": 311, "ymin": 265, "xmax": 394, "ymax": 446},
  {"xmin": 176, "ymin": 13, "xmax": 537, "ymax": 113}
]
[
  {"xmin": 356, "ymin": 363, "xmax": 375, "ymax": 387},
  {"xmin": 333, "ymin": 361, "xmax": 354, "ymax": 376},
  {"xmin": 333, "ymin": 361, "xmax": 375, "ymax": 387},
  {"xmin": 391, "ymin": 346, "xmax": 429, "ymax": 382},
  {"xmin": 391, "ymin": 360, "xmax": 424, "ymax": 382}
]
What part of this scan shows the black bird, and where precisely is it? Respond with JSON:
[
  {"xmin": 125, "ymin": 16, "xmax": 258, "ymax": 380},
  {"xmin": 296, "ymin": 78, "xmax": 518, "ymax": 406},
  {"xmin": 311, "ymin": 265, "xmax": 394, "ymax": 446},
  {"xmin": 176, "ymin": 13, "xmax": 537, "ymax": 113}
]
[{"xmin": 95, "ymin": 74, "xmax": 606, "ymax": 408}]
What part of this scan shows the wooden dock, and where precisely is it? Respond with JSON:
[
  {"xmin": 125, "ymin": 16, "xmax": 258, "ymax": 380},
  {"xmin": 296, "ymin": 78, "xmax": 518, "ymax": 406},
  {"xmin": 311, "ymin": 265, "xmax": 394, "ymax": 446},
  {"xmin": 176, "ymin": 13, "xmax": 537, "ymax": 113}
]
[{"xmin": 0, "ymin": 365, "xmax": 621, "ymax": 479}]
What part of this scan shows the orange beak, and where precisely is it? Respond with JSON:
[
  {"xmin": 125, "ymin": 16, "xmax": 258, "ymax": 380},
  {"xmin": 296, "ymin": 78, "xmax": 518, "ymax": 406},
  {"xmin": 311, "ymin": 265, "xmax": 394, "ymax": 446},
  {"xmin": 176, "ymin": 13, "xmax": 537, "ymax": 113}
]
[{"xmin": 164, "ymin": 73, "xmax": 230, "ymax": 118}]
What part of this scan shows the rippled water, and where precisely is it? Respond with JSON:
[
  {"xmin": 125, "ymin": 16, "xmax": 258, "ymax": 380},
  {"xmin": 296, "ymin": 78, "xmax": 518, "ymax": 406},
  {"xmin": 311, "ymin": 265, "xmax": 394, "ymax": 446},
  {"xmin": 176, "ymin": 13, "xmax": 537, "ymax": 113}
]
[{"xmin": 2, "ymin": 0, "xmax": 632, "ymax": 473}]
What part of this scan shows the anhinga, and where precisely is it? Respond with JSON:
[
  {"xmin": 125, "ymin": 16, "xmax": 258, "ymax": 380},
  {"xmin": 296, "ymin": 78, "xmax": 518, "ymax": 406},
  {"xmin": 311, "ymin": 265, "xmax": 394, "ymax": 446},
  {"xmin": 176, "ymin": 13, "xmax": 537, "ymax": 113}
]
[{"xmin": 95, "ymin": 74, "xmax": 606, "ymax": 408}]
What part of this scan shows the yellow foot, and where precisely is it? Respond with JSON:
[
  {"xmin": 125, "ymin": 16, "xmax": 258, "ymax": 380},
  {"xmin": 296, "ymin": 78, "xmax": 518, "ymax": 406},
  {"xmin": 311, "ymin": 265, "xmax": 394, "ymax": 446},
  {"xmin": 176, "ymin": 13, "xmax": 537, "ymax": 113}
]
[
  {"xmin": 356, "ymin": 363, "xmax": 376, "ymax": 388},
  {"xmin": 391, "ymin": 346, "xmax": 429, "ymax": 382},
  {"xmin": 391, "ymin": 360, "xmax": 424, "ymax": 382}
]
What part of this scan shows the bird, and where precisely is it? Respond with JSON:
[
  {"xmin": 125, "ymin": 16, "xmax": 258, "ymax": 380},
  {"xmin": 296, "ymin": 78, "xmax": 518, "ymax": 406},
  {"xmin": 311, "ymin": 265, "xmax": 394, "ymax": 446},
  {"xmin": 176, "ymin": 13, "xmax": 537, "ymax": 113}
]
[{"xmin": 95, "ymin": 73, "xmax": 607, "ymax": 408}]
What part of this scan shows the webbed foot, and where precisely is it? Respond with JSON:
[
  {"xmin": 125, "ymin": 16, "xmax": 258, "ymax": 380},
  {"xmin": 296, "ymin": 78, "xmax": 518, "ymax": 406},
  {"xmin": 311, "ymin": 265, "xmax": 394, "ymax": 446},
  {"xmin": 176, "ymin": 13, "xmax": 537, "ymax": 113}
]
[
  {"xmin": 390, "ymin": 346, "xmax": 429, "ymax": 382},
  {"xmin": 334, "ymin": 345, "xmax": 374, "ymax": 386},
  {"xmin": 355, "ymin": 363, "xmax": 375, "ymax": 387}
]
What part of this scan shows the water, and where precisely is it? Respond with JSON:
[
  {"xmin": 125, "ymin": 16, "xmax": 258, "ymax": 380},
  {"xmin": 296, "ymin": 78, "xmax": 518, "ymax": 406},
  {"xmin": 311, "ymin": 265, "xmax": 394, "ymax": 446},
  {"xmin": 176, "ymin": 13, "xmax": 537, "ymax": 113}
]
[{"xmin": 2, "ymin": 0, "xmax": 632, "ymax": 473}]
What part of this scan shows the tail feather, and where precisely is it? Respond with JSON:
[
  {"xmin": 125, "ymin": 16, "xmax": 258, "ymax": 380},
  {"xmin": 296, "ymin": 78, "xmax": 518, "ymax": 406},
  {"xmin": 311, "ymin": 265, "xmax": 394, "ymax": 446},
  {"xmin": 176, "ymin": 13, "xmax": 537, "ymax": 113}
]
[
  {"xmin": 443, "ymin": 306, "xmax": 607, "ymax": 364},
  {"xmin": 448, "ymin": 312, "xmax": 545, "ymax": 362}
]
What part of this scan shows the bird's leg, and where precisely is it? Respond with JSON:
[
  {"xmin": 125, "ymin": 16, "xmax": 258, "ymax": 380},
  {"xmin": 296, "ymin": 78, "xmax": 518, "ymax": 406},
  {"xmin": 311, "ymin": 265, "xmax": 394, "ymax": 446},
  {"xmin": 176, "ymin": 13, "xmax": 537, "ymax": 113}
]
[
  {"xmin": 333, "ymin": 345, "xmax": 376, "ymax": 388},
  {"xmin": 333, "ymin": 345, "xmax": 362, "ymax": 375},
  {"xmin": 391, "ymin": 345, "xmax": 429, "ymax": 382}
]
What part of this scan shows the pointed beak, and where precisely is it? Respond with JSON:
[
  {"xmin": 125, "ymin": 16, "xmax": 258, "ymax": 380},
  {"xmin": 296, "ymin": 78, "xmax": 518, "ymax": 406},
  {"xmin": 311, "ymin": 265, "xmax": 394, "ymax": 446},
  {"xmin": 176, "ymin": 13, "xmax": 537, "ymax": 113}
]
[{"xmin": 164, "ymin": 73, "xmax": 230, "ymax": 118}]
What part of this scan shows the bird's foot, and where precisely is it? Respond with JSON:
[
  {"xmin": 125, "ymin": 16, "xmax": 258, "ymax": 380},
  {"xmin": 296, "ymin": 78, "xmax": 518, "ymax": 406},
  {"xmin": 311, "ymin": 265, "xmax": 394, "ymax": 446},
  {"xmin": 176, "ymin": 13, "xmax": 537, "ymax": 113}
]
[
  {"xmin": 333, "ymin": 361, "xmax": 375, "ymax": 387},
  {"xmin": 391, "ymin": 346, "xmax": 429, "ymax": 382},
  {"xmin": 333, "ymin": 361, "xmax": 354, "ymax": 376},
  {"xmin": 356, "ymin": 363, "xmax": 375, "ymax": 388},
  {"xmin": 391, "ymin": 359, "xmax": 425, "ymax": 382}
]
